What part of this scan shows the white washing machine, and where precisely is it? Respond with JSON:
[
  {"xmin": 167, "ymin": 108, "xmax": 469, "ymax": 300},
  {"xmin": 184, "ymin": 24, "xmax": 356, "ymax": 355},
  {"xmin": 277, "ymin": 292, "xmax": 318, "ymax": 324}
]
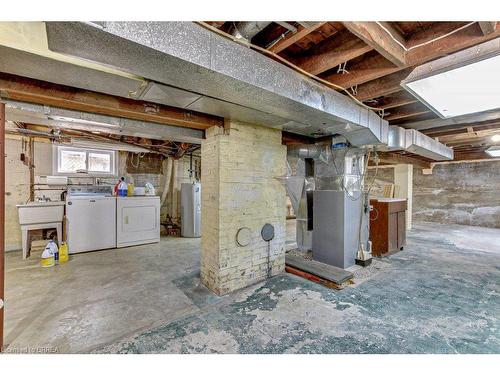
[
  {"xmin": 116, "ymin": 196, "xmax": 160, "ymax": 248},
  {"xmin": 66, "ymin": 186, "xmax": 117, "ymax": 254}
]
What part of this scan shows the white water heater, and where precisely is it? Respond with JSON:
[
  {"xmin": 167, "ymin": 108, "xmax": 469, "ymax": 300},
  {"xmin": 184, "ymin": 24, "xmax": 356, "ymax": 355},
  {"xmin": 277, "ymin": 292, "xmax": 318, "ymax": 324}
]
[{"xmin": 181, "ymin": 182, "xmax": 201, "ymax": 238}]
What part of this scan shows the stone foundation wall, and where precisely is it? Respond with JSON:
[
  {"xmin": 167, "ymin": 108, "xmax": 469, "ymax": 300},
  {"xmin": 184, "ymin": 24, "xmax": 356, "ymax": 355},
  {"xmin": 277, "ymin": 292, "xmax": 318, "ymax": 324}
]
[
  {"xmin": 367, "ymin": 160, "xmax": 500, "ymax": 229},
  {"xmin": 413, "ymin": 161, "xmax": 500, "ymax": 228},
  {"xmin": 201, "ymin": 122, "xmax": 287, "ymax": 295}
]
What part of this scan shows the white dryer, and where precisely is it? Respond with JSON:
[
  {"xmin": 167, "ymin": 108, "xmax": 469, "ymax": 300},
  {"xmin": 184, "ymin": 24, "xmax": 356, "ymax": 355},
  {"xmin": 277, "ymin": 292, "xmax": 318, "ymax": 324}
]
[{"xmin": 116, "ymin": 196, "xmax": 160, "ymax": 248}]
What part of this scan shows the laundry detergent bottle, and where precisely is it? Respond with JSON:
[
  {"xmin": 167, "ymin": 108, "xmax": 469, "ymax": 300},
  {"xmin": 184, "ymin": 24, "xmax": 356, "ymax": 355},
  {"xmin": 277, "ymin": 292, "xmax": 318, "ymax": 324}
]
[
  {"xmin": 40, "ymin": 241, "xmax": 56, "ymax": 267},
  {"xmin": 118, "ymin": 177, "xmax": 128, "ymax": 197},
  {"xmin": 59, "ymin": 242, "xmax": 69, "ymax": 263}
]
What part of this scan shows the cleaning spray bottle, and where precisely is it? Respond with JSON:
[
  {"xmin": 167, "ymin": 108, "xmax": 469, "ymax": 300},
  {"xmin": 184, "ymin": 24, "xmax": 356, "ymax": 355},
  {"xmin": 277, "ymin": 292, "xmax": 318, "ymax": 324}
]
[{"xmin": 118, "ymin": 177, "xmax": 128, "ymax": 197}]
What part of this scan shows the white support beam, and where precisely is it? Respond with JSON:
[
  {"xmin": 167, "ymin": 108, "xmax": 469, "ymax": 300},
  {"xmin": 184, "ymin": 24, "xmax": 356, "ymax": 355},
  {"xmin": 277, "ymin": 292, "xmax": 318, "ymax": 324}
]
[{"xmin": 394, "ymin": 164, "xmax": 413, "ymax": 230}]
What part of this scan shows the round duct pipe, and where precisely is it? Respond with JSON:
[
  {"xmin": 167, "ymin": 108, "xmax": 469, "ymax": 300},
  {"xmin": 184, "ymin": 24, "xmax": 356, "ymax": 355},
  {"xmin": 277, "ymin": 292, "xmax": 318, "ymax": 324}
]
[
  {"xmin": 230, "ymin": 22, "xmax": 272, "ymax": 41},
  {"xmin": 297, "ymin": 145, "xmax": 323, "ymax": 159}
]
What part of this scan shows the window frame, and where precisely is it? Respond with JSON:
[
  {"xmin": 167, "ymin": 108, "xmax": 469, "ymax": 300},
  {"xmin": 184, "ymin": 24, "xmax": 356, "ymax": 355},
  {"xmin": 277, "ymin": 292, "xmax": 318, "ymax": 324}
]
[{"xmin": 53, "ymin": 145, "xmax": 118, "ymax": 177}]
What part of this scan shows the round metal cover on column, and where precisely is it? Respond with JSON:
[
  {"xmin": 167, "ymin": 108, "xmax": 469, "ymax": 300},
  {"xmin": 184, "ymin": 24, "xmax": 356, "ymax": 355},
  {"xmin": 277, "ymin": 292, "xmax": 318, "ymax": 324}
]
[
  {"xmin": 261, "ymin": 223, "xmax": 275, "ymax": 242},
  {"xmin": 236, "ymin": 227, "xmax": 252, "ymax": 247}
]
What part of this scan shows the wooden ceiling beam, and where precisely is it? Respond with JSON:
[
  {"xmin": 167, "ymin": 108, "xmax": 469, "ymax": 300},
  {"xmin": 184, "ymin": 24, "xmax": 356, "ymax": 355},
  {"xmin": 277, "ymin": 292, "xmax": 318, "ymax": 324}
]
[
  {"xmin": 452, "ymin": 150, "xmax": 495, "ymax": 161},
  {"xmin": 282, "ymin": 131, "xmax": 315, "ymax": 145},
  {"xmin": 435, "ymin": 128, "xmax": 500, "ymax": 143},
  {"xmin": 323, "ymin": 53, "xmax": 400, "ymax": 88},
  {"xmin": 443, "ymin": 136, "xmax": 498, "ymax": 147},
  {"xmin": 354, "ymin": 69, "xmax": 411, "ymax": 102},
  {"xmin": 0, "ymin": 73, "xmax": 223, "ymax": 130},
  {"xmin": 342, "ymin": 22, "xmax": 407, "ymax": 67},
  {"xmin": 368, "ymin": 93, "xmax": 418, "ymax": 110},
  {"xmin": 478, "ymin": 21, "xmax": 498, "ymax": 35},
  {"xmin": 323, "ymin": 22, "xmax": 500, "ymax": 101},
  {"xmin": 423, "ymin": 121, "xmax": 500, "ymax": 137},
  {"xmin": 377, "ymin": 152, "xmax": 431, "ymax": 169},
  {"xmin": 268, "ymin": 22, "xmax": 327, "ymax": 53},
  {"xmin": 406, "ymin": 22, "xmax": 500, "ymax": 66},
  {"xmin": 384, "ymin": 103, "xmax": 431, "ymax": 121},
  {"xmin": 293, "ymin": 30, "xmax": 372, "ymax": 75}
]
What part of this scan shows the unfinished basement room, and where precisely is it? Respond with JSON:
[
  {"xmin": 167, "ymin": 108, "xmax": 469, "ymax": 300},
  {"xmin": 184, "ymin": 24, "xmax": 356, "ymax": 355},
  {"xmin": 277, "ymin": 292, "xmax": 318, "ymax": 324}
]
[{"xmin": 0, "ymin": 2, "xmax": 499, "ymax": 371}]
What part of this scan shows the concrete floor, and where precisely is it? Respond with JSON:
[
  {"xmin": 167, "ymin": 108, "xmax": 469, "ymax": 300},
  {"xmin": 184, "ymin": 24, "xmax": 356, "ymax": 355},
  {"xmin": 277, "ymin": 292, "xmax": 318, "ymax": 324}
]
[{"xmin": 3, "ymin": 221, "xmax": 500, "ymax": 353}]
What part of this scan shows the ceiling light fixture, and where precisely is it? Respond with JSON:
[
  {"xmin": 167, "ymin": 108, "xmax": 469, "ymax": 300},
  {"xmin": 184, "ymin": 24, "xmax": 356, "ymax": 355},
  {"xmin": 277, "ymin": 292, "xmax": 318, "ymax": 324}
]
[
  {"xmin": 401, "ymin": 39, "xmax": 500, "ymax": 119},
  {"xmin": 486, "ymin": 145, "xmax": 500, "ymax": 157}
]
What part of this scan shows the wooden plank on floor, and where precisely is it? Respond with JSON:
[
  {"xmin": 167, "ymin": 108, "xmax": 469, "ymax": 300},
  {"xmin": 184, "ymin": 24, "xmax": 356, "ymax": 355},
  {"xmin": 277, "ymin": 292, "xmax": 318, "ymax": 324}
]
[{"xmin": 285, "ymin": 253, "xmax": 353, "ymax": 285}]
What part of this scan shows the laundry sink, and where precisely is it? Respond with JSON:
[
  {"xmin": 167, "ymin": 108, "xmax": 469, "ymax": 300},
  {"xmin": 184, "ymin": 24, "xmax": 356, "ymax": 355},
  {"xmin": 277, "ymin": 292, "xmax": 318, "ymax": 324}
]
[{"xmin": 17, "ymin": 201, "xmax": 65, "ymax": 225}]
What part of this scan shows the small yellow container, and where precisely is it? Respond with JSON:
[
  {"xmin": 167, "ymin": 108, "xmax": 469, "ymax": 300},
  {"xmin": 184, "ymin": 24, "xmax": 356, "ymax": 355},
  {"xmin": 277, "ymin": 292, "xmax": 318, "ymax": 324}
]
[
  {"xmin": 127, "ymin": 183, "xmax": 135, "ymax": 197},
  {"xmin": 59, "ymin": 242, "xmax": 69, "ymax": 263}
]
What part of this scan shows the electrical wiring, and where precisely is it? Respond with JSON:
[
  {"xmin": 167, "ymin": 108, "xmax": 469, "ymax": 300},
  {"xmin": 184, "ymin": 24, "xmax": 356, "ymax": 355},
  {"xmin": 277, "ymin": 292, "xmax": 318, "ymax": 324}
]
[{"xmin": 374, "ymin": 21, "xmax": 477, "ymax": 52}]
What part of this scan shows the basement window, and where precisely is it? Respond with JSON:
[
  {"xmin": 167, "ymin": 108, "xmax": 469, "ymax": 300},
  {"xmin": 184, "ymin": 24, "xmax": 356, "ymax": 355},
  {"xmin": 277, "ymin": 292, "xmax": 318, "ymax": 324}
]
[{"xmin": 54, "ymin": 145, "xmax": 117, "ymax": 176}]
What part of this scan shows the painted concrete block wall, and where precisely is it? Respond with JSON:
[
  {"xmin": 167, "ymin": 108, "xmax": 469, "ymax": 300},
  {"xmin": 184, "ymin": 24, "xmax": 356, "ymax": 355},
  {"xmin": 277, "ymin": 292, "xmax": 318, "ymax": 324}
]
[
  {"xmin": 201, "ymin": 122, "xmax": 287, "ymax": 295},
  {"xmin": 3, "ymin": 136, "xmax": 194, "ymax": 251},
  {"xmin": 4, "ymin": 138, "xmax": 31, "ymax": 251}
]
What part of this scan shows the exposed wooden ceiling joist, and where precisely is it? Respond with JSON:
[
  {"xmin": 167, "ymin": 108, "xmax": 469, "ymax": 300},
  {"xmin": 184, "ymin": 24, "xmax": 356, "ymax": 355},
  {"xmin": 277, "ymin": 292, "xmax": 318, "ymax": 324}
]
[
  {"xmin": 292, "ymin": 29, "xmax": 373, "ymax": 75},
  {"xmin": 405, "ymin": 22, "xmax": 500, "ymax": 66},
  {"xmin": 423, "ymin": 120, "xmax": 500, "ymax": 137},
  {"xmin": 354, "ymin": 68, "xmax": 412, "ymax": 102},
  {"xmin": 342, "ymin": 22, "xmax": 407, "ymax": 67},
  {"xmin": 478, "ymin": 21, "xmax": 497, "ymax": 35},
  {"xmin": 322, "ymin": 52, "xmax": 400, "ymax": 88},
  {"xmin": 451, "ymin": 150, "xmax": 494, "ymax": 161},
  {"xmin": 377, "ymin": 152, "xmax": 431, "ymax": 169},
  {"xmin": 384, "ymin": 102, "xmax": 432, "ymax": 121},
  {"xmin": 268, "ymin": 22, "xmax": 327, "ymax": 53},
  {"xmin": 0, "ymin": 73, "xmax": 223, "ymax": 131},
  {"xmin": 368, "ymin": 92, "xmax": 418, "ymax": 110}
]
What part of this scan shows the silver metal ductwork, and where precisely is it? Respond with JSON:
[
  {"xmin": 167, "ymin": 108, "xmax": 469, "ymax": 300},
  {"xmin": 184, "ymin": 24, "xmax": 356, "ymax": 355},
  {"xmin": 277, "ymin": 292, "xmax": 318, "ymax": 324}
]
[
  {"xmin": 380, "ymin": 125, "xmax": 453, "ymax": 160},
  {"xmin": 42, "ymin": 21, "xmax": 388, "ymax": 146},
  {"xmin": 404, "ymin": 129, "xmax": 453, "ymax": 161},
  {"xmin": 0, "ymin": 22, "xmax": 452, "ymax": 161},
  {"xmin": 3, "ymin": 100, "xmax": 204, "ymax": 144},
  {"xmin": 230, "ymin": 22, "xmax": 272, "ymax": 41}
]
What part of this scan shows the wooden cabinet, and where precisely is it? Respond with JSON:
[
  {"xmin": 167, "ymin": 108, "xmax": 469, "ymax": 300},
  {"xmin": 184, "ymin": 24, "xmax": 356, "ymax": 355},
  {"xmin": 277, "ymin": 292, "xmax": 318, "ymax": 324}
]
[{"xmin": 369, "ymin": 198, "xmax": 407, "ymax": 256}]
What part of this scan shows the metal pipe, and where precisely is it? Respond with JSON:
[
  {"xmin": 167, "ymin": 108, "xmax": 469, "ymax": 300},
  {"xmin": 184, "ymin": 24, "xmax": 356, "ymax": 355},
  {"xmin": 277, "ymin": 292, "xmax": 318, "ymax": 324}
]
[
  {"xmin": 298, "ymin": 145, "xmax": 323, "ymax": 159},
  {"xmin": 230, "ymin": 22, "xmax": 272, "ymax": 41},
  {"xmin": 29, "ymin": 137, "xmax": 35, "ymax": 202}
]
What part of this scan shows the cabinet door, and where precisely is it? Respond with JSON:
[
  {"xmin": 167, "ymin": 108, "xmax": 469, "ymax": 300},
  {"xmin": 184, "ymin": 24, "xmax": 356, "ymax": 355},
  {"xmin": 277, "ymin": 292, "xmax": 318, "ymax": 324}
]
[
  {"xmin": 397, "ymin": 211, "xmax": 406, "ymax": 249},
  {"xmin": 388, "ymin": 213, "xmax": 398, "ymax": 252}
]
